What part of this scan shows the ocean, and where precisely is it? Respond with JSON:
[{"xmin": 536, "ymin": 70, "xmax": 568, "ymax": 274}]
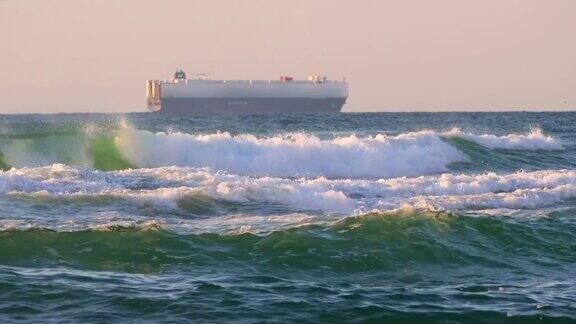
[{"xmin": 0, "ymin": 112, "xmax": 575, "ymax": 323}]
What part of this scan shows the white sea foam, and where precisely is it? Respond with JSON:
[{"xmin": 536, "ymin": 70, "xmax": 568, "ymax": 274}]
[
  {"xmin": 0, "ymin": 164, "xmax": 115, "ymax": 193},
  {"xmin": 404, "ymin": 185, "xmax": 576, "ymax": 211},
  {"xmin": 113, "ymin": 129, "xmax": 467, "ymax": 178},
  {"xmin": 112, "ymin": 127, "xmax": 563, "ymax": 178},
  {"xmin": 443, "ymin": 127, "xmax": 563, "ymax": 150},
  {"xmin": 3, "ymin": 165, "xmax": 576, "ymax": 214}
]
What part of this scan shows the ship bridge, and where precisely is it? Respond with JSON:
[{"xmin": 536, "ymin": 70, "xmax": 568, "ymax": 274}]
[{"xmin": 174, "ymin": 69, "xmax": 186, "ymax": 80}]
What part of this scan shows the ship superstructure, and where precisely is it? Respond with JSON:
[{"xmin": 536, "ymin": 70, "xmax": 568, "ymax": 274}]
[{"xmin": 146, "ymin": 70, "xmax": 348, "ymax": 113}]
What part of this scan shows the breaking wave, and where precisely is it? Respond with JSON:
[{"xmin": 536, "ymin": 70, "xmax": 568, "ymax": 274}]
[
  {"xmin": 0, "ymin": 124, "xmax": 564, "ymax": 178},
  {"xmin": 112, "ymin": 127, "xmax": 563, "ymax": 177},
  {"xmin": 114, "ymin": 129, "xmax": 467, "ymax": 178},
  {"xmin": 443, "ymin": 127, "xmax": 563, "ymax": 150},
  {"xmin": 0, "ymin": 125, "xmax": 571, "ymax": 178}
]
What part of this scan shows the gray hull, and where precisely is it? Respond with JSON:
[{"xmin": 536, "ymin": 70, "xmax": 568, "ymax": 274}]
[{"xmin": 158, "ymin": 97, "xmax": 346, "ymax": 114}]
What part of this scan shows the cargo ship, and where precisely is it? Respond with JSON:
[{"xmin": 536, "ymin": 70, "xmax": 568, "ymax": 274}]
[{"xmin": 146, "ymin": 70, "xmax": 348, "ymax": 113}]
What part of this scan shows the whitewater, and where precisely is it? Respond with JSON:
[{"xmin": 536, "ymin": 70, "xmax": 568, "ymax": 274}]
[{"xmin": 1, "ymin": 112, "xmax": 575, "ymax": 322}]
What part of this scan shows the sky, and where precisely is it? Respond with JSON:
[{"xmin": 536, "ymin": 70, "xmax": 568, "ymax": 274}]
[{"xmin": 1, "ymin": 0, "xmax": 575, "ymax": 113}]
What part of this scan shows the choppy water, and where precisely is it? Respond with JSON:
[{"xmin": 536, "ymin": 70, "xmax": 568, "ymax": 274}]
[{"xmin": 1, "ymin": 112, "xmax": 576, "ymax": 323}]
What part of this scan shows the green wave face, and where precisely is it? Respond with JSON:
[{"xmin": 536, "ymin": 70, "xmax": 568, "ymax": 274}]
[
  {"xmin": 0, "ymin": 151, "xmax": 9, "ymax": 171},
  {"xmin": 0, "ymin": 135, "xmax": 86, "ymax": 167},
  {"xmin": 443, "ymin": 136, "xmax": 518, "ymax": 170},
  {"xmin": 0, "ymin": 130, "xmax": 134, "ymax": 171},
  {"xmin": 90, "ymin": 137, "xmax": 133, "ymax": 171},
  {"xmin": 444, "ymin": 135, "xmax": 574, "ymax": 171},
  {"xmin": 1, "ymin": 210, "xmax": 575, "ymax": 322}
]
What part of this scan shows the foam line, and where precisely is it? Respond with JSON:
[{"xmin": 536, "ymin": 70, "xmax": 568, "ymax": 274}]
[{"xmin": 3, "ymin": 165, "xmax": 576, "ymax": 213}]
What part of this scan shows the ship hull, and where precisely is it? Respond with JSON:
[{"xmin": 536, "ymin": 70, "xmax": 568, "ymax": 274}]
[{"xmin": 157, "ymin": 97, "xmax": 346, "ymax": 114}]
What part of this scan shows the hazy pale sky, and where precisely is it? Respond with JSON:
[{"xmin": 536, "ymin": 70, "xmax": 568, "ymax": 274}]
[{"xmin": 1, "ymin": 0, "xmax": 575, "ymax": 113}]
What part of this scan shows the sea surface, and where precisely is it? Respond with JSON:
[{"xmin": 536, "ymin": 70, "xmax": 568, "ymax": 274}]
[{"xmin": 0, "ymin": 112, "xmax": 576, "ymax": 323}]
